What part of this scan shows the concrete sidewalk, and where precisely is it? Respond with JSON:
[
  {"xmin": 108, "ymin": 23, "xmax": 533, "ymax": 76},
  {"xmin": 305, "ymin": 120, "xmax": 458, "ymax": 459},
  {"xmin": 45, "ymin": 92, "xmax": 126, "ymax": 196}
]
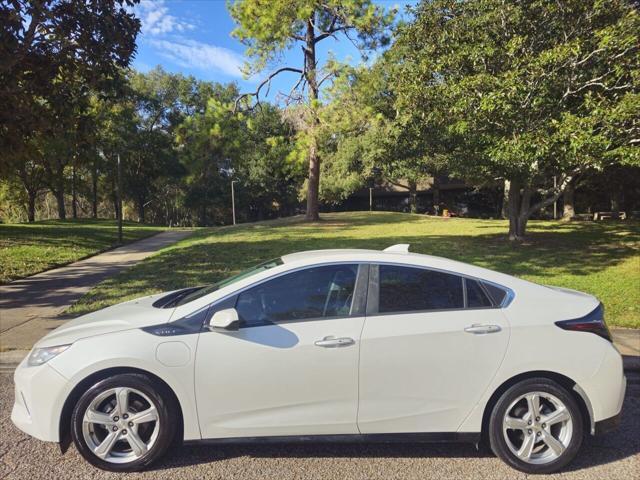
[
  {"xmin": 611, "ymin": 328, "xmax": 640, "ymax": 371},
  {"xmin": 0, "ymin": 230, "xmax": 192, "ymax": 351}
]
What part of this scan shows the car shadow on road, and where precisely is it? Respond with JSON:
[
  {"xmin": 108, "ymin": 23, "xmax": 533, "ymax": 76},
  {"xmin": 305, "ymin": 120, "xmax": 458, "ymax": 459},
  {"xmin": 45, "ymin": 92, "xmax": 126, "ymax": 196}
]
[
  {"xmin": 152, "ymin": 431, "xmax": 638, "ymax": 474},
  {"xmin": 152, "ymin": 386, "xmax": 639, "ymax": 474},
  {"xmin": 157, "ymin": 441, "xmax": 492, "ymax": 469},
  {"xmin": 152, "ymin": 436, "xmax": 638, "ymax": 474}
]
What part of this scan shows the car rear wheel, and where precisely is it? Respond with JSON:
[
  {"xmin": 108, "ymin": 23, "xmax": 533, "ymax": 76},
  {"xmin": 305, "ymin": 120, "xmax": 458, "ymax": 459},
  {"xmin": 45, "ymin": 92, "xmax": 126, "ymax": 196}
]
[
  {"xmin": 489, "ymin": 377, "xmax": 584, "ymax": 474},
  {"xmin": 71, "ymin": 373, "xmax": 177, "ymax": 472}
]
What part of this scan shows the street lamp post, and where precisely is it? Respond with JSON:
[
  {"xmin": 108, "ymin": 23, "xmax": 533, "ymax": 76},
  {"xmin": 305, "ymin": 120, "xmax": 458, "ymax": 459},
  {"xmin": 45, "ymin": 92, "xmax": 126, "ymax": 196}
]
[
  {"xmin": 231, "ymin": 180, "xmax": 237, "ymax": 226},
  {"xmin": 553, "ymin": 175, "xmax": 557, "ymax": 220},
  {"xmin": 117, "ymin": 154, "xmax": 123, "ymax": 244}
]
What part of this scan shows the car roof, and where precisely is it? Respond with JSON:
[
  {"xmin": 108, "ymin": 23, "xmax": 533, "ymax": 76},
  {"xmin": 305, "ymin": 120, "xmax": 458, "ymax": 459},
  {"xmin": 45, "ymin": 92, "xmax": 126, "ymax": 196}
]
[
  {"xmin": 279, "ymin": 244, "xmax": 525, "ymax": 290},
  {"xmin": 281, "ymin": 248, "xmax": 382, "ymax": 263},
  {"xmin": 281, "ymin": 244, "xmax": 451, "ymax": 266}
]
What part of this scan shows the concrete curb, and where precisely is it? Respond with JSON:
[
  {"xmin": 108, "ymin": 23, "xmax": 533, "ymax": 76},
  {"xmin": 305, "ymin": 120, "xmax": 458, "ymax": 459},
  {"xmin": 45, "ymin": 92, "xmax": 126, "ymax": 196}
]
[
  {"xmin": 0, "ymin": 349, "xmax": 28, "ymax": 367},
  {"xmin": 622, "ymin": 355, "xmax": 640, "ymax": 372}
]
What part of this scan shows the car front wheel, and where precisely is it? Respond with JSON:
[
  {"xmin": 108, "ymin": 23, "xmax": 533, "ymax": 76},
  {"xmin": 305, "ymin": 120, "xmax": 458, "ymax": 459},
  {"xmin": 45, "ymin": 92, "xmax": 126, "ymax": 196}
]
[
  {"xmin": 71, "ymin": 373, "xmax": 177, "ymax": 471},
  {"xmin": 489, "ymin": 377, "xmax": 584, "ymax": 474}
]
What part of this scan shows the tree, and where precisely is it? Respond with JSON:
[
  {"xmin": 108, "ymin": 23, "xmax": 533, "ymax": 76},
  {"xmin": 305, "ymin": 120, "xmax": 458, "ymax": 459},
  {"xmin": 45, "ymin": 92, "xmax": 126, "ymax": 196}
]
[
  {"xmin": 0, "ymin": 0, "xmax": 140, "ymax": 157},
  {"xmin": 318, "ymin": 59, "xmax": 445, "ymax": 213},
  {"xmin": 125, "ymin": 69, "xmax": 194, "ymax": 223},
  {"xmin": 229, "ymin": 0, "xmax": 394, "ymax": 220},
  {"xmin": 92, "ymin": 92, "xmax": 138, "ymax": 220},
  {"xmin": 41, "ymin": 71, "xmax": 97, "ymax": 219},
  {"xmin": 176, "ymin": 84, "xmax": 245, "ymax": 225},
  {"xmin": 0, "ymin": 0, "xmax": 140, "ymax": 220},
  {"xmin": 314, "ymin": 65, "xmax": 385, "ymax": 205},
  {"xmin": 236, "ymin": 105, "xmax": 302, "ymax": 220},
  {"xmin": 1, "ymin": 141, "xmax": 46, "ymax": 222},
  {"xmin": 392, "ymin": 0, "xmax": 639, "ymax": 239}
]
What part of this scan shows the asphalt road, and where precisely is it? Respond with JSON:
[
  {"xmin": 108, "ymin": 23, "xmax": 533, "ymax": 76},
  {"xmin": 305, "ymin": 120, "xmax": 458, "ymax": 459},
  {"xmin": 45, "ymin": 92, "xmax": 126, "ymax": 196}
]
[{"xmin": 1, "ymin": 371, "xmax": 638, "ymax": 480}]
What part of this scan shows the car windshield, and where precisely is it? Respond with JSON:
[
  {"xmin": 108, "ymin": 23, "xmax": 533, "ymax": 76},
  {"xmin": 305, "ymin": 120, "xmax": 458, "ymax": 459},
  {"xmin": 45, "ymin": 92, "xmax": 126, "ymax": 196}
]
[{"xmin": 174, "ymin": 257, "xmax": 284, "ymax": 306}]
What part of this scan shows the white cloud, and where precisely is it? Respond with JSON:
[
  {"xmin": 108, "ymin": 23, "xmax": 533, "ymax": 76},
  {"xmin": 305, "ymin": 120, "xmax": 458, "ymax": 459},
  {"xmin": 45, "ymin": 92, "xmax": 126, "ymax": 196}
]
[
  {"xmin": 132, "ymin": 1, "xmax": 246, "ymax": 79},
  {"xmin": 136, "ymin": 0, "xmax": 195, "ymax": 36},
  {"xmin": 148, "ymin": 38, "xmax": 245, "ymax": 78}
]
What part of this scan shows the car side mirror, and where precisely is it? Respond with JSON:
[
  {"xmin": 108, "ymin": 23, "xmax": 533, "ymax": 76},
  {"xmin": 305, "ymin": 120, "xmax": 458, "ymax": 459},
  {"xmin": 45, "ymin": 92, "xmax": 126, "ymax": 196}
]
[{"xmin": 208, "ymin": 308, "xmax": 240, "ymax": 331}]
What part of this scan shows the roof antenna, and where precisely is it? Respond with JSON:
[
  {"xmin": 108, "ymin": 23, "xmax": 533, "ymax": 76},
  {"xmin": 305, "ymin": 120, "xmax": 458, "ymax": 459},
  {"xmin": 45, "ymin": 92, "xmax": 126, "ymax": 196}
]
[{"xmin": 383, "ymin": 244, "xmax": 410, "ymax": 254}]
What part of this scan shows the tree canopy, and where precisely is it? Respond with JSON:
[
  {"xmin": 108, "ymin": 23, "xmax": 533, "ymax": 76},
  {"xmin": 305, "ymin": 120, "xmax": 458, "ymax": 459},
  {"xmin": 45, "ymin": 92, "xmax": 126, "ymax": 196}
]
[
  {"xmin": 388, "ymin": 0, "xmax": 639, "ymax": 238},
  {"xmin": 1, "ymin": 0, "xmax": 638, "ymax": 240},
  {"xmin": 0, "ymin": 0, "xmax": 140, "ymax": 156}
]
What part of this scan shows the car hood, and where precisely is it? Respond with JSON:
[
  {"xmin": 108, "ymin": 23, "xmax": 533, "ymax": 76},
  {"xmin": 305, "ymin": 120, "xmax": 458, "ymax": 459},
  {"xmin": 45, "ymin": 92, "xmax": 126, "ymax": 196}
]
[{"xmin": 35, "ymin": 292, "xmax": 177, "ymax": 348}]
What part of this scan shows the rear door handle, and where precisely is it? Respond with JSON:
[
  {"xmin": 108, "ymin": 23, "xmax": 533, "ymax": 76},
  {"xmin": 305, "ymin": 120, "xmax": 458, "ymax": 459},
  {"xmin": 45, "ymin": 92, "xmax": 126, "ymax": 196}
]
[
  {"xmin": 314, "ymin": 336, "xmax": 355, "ymax": 348},
  {"xmin": 464, "ymin": 324, "xmax": 502, "ymax": 334}
]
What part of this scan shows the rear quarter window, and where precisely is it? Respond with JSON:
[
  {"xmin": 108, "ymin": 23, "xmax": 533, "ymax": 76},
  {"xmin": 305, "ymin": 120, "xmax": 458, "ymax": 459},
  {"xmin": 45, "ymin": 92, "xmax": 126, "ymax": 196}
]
[
  {"xmin": 466, "ymin": 279, "xmax": 494, "ymax": 308},
  {"xmin": 482, "ymin": 282, "xmax": 508, "ymax": 306}
]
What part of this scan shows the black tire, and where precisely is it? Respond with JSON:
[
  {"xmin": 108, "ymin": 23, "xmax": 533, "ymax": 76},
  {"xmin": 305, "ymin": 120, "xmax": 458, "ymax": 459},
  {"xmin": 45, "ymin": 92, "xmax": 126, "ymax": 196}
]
[
  {"xmin": 71, "ymin": 373, "xmax": 177, "ymax": 472},
  {"xmin": 489, "ymin": 377, "xmax": 584, "ymax": 474}
]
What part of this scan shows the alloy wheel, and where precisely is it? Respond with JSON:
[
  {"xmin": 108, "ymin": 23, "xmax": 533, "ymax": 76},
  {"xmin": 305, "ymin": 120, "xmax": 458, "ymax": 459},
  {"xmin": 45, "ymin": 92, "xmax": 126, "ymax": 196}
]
[
  {"xmin": 502, "ymin": 391, "xmax": 573, "ymax": 465},
  {"xmin": 81, "ymin": 387, "xmax": 160, "ymax": 464}
]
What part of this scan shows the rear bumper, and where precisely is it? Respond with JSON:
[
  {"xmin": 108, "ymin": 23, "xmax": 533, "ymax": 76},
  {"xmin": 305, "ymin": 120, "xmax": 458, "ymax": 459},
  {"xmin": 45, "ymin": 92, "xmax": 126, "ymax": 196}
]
[
  {"xmin": 591, "ymin": 369, "xmax": 625, "ymax": 436},
  {"xmin": 579, "ymin": 343, "xmax": 626, "ymax": 432}
]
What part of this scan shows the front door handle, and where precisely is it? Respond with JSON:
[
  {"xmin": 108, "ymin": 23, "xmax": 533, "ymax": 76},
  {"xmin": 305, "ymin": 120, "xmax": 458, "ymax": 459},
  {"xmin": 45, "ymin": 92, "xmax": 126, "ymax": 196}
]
[
  {"xmin": 314, "ymin": 336, "xmax": 355, "ymax": 348},
  {"xmin": 464, "ymin": 324, "xmax": 502, "ymax": 334}
]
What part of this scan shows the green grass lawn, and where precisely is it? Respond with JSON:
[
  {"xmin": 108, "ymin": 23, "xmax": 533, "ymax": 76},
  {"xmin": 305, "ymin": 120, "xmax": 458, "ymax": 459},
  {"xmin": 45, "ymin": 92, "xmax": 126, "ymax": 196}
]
[
  {"xmin": 69, "ymin": 212, "xmax": 640, "ymax": 328},
  {"xmin": 0, "ymin": 219, "xmax": 166, "ymax": 283}
]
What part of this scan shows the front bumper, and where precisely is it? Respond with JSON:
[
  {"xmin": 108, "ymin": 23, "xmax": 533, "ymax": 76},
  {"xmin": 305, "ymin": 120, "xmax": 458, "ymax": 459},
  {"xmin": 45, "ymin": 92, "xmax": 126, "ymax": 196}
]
[
  {"xmin": 11, "ymin": 358, "xmax": 69, "ymax": 442},
  {"xmin": 594, "ymin": 409, "xmax": 623, "ymax": 436}
]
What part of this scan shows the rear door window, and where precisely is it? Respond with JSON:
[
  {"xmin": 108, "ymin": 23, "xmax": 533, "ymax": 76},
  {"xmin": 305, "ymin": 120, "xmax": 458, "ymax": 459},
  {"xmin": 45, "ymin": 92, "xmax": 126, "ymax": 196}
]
[{"xmin": 377, "ymin": 265, "xmax": 464, "ymax": 313}]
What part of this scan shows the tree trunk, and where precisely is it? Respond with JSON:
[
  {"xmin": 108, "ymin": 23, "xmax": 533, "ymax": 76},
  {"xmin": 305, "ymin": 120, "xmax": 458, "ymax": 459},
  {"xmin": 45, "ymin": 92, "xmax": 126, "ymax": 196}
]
[
  {"xmin": 507, "ymin": 171, "xmax": 578, "ymax": 239},
  {"xmin": 27, "ymin": 191, "xmax": 36, "ymax": 222},
  {"xmin": 501, "ymin": 179, "xmax": 510, "ymax": 219},
  {"xmin": 432, "ymin": 175, "xmax": 440, "ymax": 215},
  {"xmin": 199, "ymin": 204, "xmax": 207, "ymax": 226},
  {"xmin": 71, "ymin": 164, "xmax": 78, "ymax": 219},
  {"xmin": 610, "ymin": 190, "xmax": 622, "ymax": 213},
  {"xmin": 306, "ymin": 135, "xmax": 320, "ymax": 221},
  {"xmin": 562, "ymin": 181, "xmax": 575, "ymax": 220},
  {"xmin": 507, "ymin": 180, "xmax": 525, "ymax": 241},
  {"xmin": 17, "ymin": 163, "xmax": 44, "ymax": 223},
  {"xmin": 111, "ymin": 178, "xmax": 118, "ymax": 220},
  {"xmin": 138, "ymin": 200, "xmax": 145, "ymax": 224},
  {"xmin": 304, "ymin": 17, "xmax": 320, "ymax": 221},
  {"xmin": 408, "ymin": 180, "xmax": 418, "ymax": 213},
  {"xmin": 53, "ymin": 189, "xmax": 66, "ymax": 220},
  {"xmin": 43, "ymin": 156, "xmax": 69, "ymax": 221},
  {"xmin": 516, "ymin": 186, "xmax": 532, "ymax": 238}
]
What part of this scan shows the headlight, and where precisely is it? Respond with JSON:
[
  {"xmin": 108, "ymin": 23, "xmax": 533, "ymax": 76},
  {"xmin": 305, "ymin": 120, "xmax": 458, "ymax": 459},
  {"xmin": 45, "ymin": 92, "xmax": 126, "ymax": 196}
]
[{"xmin": 27, "ymin": 344, "xmax": 71, "ymax": 367}]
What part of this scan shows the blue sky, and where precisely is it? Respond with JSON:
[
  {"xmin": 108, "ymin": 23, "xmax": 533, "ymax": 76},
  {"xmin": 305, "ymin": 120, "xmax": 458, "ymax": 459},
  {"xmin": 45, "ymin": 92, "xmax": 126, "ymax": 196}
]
[{"xmin": 132, "ymin": 0, "xmax": 414, "ymax": 101}]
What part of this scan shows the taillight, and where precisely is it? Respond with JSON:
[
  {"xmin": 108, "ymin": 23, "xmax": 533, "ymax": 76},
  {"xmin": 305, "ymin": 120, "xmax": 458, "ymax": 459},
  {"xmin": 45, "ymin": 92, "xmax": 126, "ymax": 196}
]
[{"xmin": 555, "ymin": 303, "xmax": 612, "ymax": 342}]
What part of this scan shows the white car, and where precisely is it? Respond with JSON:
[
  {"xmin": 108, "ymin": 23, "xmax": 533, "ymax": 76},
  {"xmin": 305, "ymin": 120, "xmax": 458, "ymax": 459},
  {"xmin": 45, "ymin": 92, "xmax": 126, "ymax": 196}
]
[{"xmin": 12, "ymin": 245, "xmax": 625, "ymax": 474}]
